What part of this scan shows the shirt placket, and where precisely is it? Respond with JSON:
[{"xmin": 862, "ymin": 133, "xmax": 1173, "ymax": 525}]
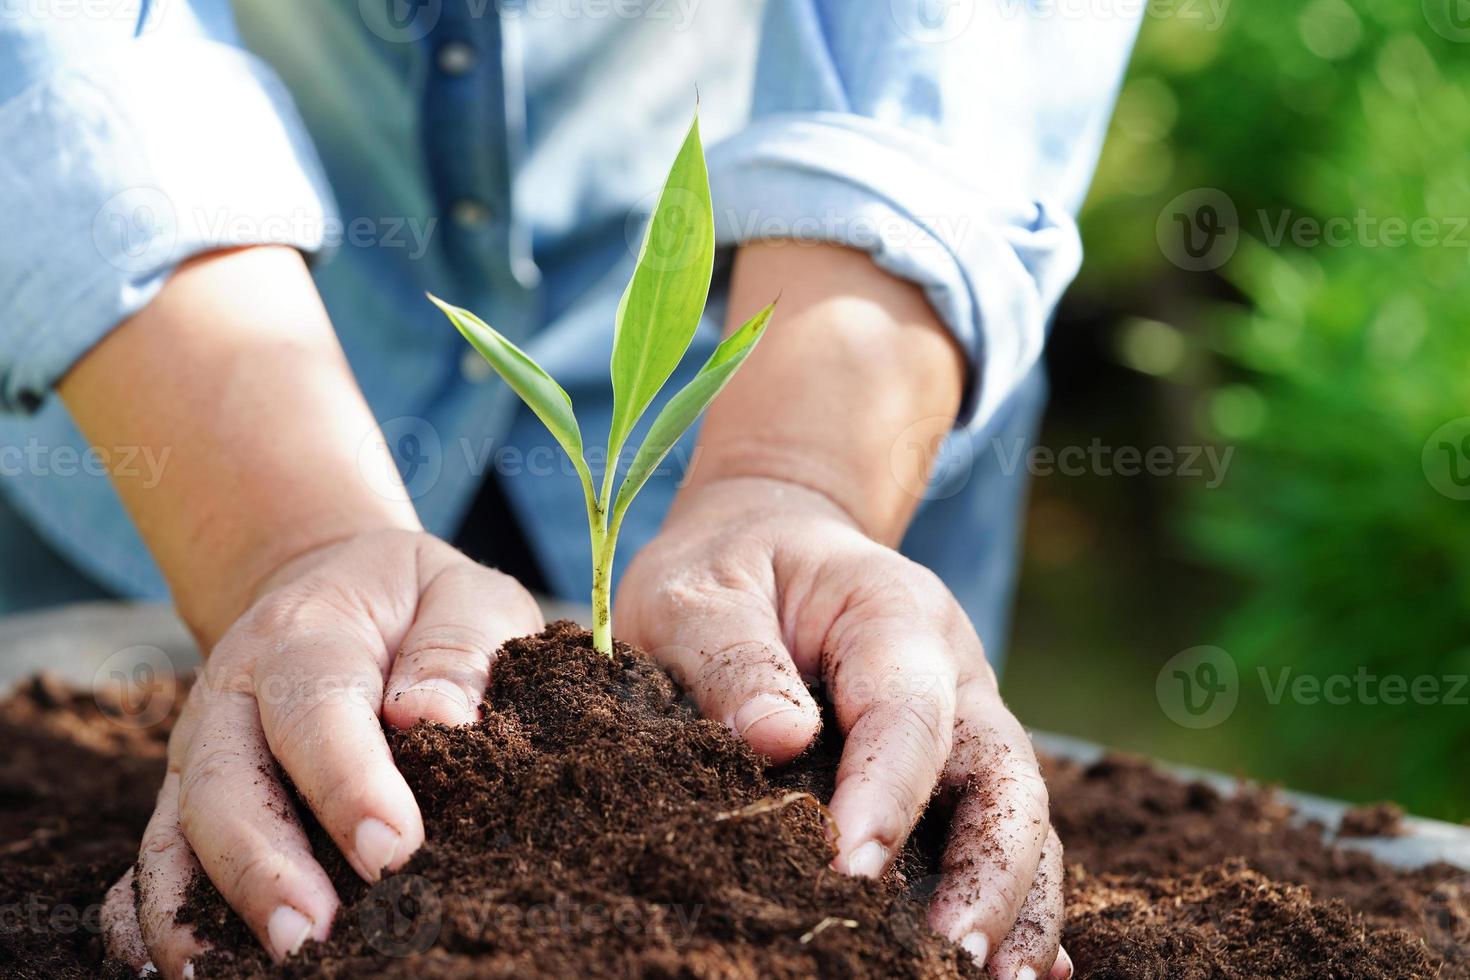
[{"xmin": 422, "ymin": 0, "xmax": 540, "ymax": 380}]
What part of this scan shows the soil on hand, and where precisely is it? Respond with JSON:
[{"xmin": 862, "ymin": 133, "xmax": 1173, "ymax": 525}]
[{"xmin": 0, "ymin": 622, "xmax": 1465, "ymax": 978}]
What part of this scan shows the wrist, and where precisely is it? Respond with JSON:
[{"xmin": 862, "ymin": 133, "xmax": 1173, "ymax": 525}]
[
  {"xmin": 684, "ymin": 241, "xmax": 965, "ymax": 545},
  {"xmin": 667, "ymin": 473, "xmax": 862, "ymax": 534},
  {"xmin": 60, "ymin": 246, "xmax": 422, "ymax": 650},
  {"xmin": 186, "ymin": 517, "xmax": 420, "ymax": 651}
]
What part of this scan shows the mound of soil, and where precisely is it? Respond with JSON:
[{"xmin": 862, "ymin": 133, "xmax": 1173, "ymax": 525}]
[
  {"xmin": 0, "ymin": 621, "xmax": 1466, "ymax": 978},
  {"xmin": 180, "ymin": 621, "xmax": 972, "ymax": 978}
]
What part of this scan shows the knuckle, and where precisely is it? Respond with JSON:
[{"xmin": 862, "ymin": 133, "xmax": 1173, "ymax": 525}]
[
  {"xmin": 845, "ymin": 553, "xmax": 961, "ymax": 629},
  {"xmin": 305, "ymin": 764, "xmax": 371, "ymax": 820},
  {"xmin": 1011, "ymin": 767, "xmax": 1052, "ymax": 822},
  {"xmin": 267, "ymin": 689, "xmax": 337, "ymax": 754},
  {"xmin": 872, "ymin": 776, "xmax": 929, "ymax": 841},
  {"xmin": 176, "ymin": 744, "xmax": 250, "ymax": 819},
  {"xmin": 399, "ymin": 623, "xmax": 497, "ymax": 667},
  {"xmin": 219, "ymin": 843, "xmax": 289, "ymax": 908},
  {"xmin": 688, "ymin": 640, "xmax": 790, "ymax": 702},
  {"xmin": 140, "ymin": 821, "xmax": 189, "ymax": 863},
  {"xmin": 645, "ymin": 571, "xmax": 717, "ymax": 621},
  {"xmin": 236, "ymin": 590, "xmax": 309, "ymax": 643},
  {"xmin": 476, "ymin": 565, "xmax": 541, "ymax": 614},
  {"xmin": 890, "ymin": 696, "xmax": 951, "ymax": 757}
]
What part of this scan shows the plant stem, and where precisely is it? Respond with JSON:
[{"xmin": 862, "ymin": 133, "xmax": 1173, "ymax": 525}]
[
  {"xmin": 591, "ymin": 524, "xmax": 614, "ymax": 655},
  {"xmin": 589, "ymin": 449, "xmax": 622, "ymax": 657}
]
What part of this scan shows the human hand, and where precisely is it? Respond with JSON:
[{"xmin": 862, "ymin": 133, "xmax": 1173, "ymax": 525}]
[
  {"xmin": 616, "ymin": 478, "xmax": 1070, "ymax": 980},
  {"xmin": 101, "ymin": 530, "xmax": 543, "ymax": 978}
]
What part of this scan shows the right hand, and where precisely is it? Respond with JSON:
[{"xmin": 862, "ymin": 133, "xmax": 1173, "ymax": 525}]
[{"xmin": 101, "ymin": 529, "xmax": 543, "ymax": 978}]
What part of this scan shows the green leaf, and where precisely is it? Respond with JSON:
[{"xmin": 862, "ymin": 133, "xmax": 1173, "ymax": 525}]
[
  {"xmin": 606, "ymin": 110, "xmax": 716, "ymax": 465},
  {"xmin": 428, "ymin": 293, "xmax": 596, "ymax": 506},
  {"xmin": 612, "ymin": 302, "xmax": 774, "ymax": 526}
]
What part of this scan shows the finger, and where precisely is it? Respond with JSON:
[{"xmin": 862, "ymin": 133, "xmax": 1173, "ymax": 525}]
[
  {"xmin": 249, "ymin": 624, "xmax": 425, "ymax": 884},
  {"xmin": 927, "ymin": 687, "xmax": 1051, "ymax": 969},
  {"xmin": 383, "ymin": 563, "xmax": 543, "ymax": 728},
  {"xmin": 102, "ymin": 868, "xmax": 151, "ymax": 973},
  {"xmin": 622, "ymin": 571, "xmax": 821, "ymax": 765},
  {"xmin": 824, "ymin": 619, "xmax": 958, "ymax": 877},
  {"xmin": 135, "ymin": 773, "xmax": 207, "ymax": 979},
  {"xmin": 1051, "ymin": 947, "xmax": 1075, "ymax": 980},
  {"xmin": 983, "ymin": 828, "xmax": 1065, "ymax": 980},
  {"xmin": 175, "ymin": 678, "xmax": 338, "ymax": 961}
]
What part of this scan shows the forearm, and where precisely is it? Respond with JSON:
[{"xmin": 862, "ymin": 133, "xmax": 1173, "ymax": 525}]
[
  {"xmin": 682, "ymin": 241, "xmax": 965, "ymax": 545},
  {"xmin": 60, "ymin": 246, "xmax": 420, "ymax": 648}
]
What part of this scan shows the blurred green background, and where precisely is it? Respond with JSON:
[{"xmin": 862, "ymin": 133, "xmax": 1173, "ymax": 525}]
[{"xmin": 1001, "ymin": 0, "xmax": 1470, "ymax": 822}]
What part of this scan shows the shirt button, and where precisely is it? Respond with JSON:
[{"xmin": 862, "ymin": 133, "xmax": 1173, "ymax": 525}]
[
  {"xmin": 436, "ymin": 41, "xmax": 477, "ymax": 76},
  {"xmin": 461, "ymin": 348, "xmax": 494, "ymax": 383},
  {"xmin": 450, "ymin": 198, "xmax": 493, "ymax": 229}
]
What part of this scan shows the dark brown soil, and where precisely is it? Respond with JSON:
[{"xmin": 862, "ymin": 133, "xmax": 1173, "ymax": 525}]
[
  {"xmin": 0, "ymin": 674, "xmax": 174, "ymax": 980},
  {"xmin": 1338, "ymin": 801, "xmax": 1407, "ymax": 839},
  {"xmin": 178, "ymin": 621, "xmax": 974, "ymax": 978},
  {"xmin": 0, "ymin": 622, "xmax": 1466, "ymax": 979},
  {"xmin": 1047, "ymin": 755, "xmax": 1466, "ymax": 978}
]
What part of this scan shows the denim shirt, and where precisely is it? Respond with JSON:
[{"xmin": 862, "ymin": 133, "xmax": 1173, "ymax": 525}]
[{"xmin": 0, "ymin": 0, "xmax": 1140, "ymax": 658}]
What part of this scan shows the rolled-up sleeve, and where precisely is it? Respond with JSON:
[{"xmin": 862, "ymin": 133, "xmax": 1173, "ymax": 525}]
[
  {"xmin": 708, "ymin": 0, "xmax": 1142, "ymax": 428},
  {"xmin": 0, "ymin": 0, "xmax": 336, "ymax": 413}
]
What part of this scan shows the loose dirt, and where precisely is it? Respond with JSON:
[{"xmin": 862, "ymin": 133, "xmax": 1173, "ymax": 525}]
[{"xmin": 0, "ymin": 623, "xmax": 1463, "ymax": 978}]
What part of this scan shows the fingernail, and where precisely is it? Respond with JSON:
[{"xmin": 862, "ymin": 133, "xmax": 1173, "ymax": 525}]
[
  {"xmin": 960, "ymin": 931, "xmax": 989, "ymax": 966},
  {"xmin": 1017, "ymin": 969, "xmax": 1038, "ymax": 980},
  {"xmin": 845, "ymin": 839, "xmax": 888, "ymax": 878},
  {"xmin": 267, "ymin": 905, "xmax": 314, "ymax": 960},
  {"xmin": 1052, "ymin": 948, "xmax": 1075, "ymax": 979},
  {"xmin": 140, "ymin": 963, "xmax": 157, "ymax": 977},
  {"xmin": 355, "ymin": 817, "xmax": 402, "ymax": 879},
  {"xmin": 181, "ymin": 963, "xmax": 194, "ymax": 980},
  {"xmin": 732, "ymin": 693, "xmax": 801, "ymax": 737},
  {"xmin": 402, "ymin": 679, "xmax": 470, "ymax": 715}
]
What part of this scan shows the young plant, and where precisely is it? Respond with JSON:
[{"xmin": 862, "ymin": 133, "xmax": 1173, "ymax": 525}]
[{"xmin": 429, "ymin": 110, "xmax": 774, "ymax": 656}]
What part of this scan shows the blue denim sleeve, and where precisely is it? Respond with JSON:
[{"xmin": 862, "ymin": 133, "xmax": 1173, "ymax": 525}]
[
  {"xmin": 708, "ymin": 0, "xmax": 1142, "ymax": 428},
  {"xmin": 0, "ymin": 0, "xmax": 336, "ymax": 413}
]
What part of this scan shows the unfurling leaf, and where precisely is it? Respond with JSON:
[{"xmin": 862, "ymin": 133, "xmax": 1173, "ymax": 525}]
[
  {"xmin": 613, "ymin": 302, "xmax": 774, "ymax": 526},
  {"xmin": 606, "ymin": 112, "xmax": 716, "ymax": 463}
]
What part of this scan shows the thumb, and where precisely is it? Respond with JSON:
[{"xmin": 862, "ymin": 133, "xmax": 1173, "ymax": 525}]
[
  {"xmin": 619, "ymin": 573, "xmax": 821, "ymax": 765},
  {"xmin": 384, "ymin": 559, "xmax": 544, "ymax": 728}
]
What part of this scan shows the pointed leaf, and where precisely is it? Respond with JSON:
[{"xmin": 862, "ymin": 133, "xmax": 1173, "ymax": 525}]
[
  {"xmin": 612, "ymin": 302, "xmax": 774, "ymax": 525},
  {"xmin": 607, "ymin": 110, "xmax": 716, "ymax": 462},
  {"xmin": 428, "ymin": 294, "xmax": 596, "ymax": 503}
]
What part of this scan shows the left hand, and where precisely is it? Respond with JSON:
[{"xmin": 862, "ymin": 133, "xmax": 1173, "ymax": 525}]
[{"xmin": 616, "ymin": 476, "xmax": 1071, "ymax": 980}]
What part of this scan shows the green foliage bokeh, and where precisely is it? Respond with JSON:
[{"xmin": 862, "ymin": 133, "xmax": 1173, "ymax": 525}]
[{"xmin": 1072, "ymin": 0, "xmax": 1470, "ymax": 819}]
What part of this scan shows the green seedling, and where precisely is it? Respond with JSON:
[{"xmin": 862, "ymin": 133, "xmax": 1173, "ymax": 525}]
[{"xmin": 429, "ymin": 109, "xmax": 775, "ymax": 655}]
